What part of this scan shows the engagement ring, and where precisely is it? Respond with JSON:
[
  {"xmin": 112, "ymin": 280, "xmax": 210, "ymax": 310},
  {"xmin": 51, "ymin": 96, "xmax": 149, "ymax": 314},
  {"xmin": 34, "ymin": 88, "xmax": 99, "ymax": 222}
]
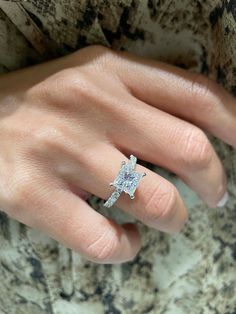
[{"xmin": 103, "ymin": 155, "xmax": 146, "ymax": 208}]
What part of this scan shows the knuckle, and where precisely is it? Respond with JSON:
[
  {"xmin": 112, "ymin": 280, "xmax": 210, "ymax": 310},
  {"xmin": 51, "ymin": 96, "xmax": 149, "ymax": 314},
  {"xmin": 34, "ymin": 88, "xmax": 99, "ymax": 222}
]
[
  {"xmin": 181, "ymin": 128, "xmax": 213, "ymax": 170},
  {"xmin": 57, "ymin": 69, "xmax": 87, "ymax": 94},
  {"xmin": 92, "ymin": 45, "xmax": 116, "ymax": 62},
  {"xmin": 190, "ymin": 74, "xmax": 210, "ymax": 99},
  {"xmin": 50, "ymin": 69, "xmax": 89, "ymax": 102},
  {"xmin": 189, "ymin": 74, "xmax": 216, "ymax": 114},
  {"xmin": 73, "ymin": 76, "xmax": 98, "ymax": 103},
  {"xmin": 27, "ymin": 73, "xmax": 59, "ymax": 102},
  {"xmin": 58, "ymin": 69, "xmax": 100, "ymax": 106},
  {"xmin": 31, "ymin": 123, "xmax": 68, "ymax": 153},
  {"xmin": 144, "ymin": 182, "xmax": 177, "ymax": 224},
  {"xmin": 86, "ymin": 228, "xmax": 118, "ymax": 262},
  {"xmin": 86, "ymin": 45, "xmax": 120, "ymax": 71},
  {"xmin": 11, "ymin": 176, "xmax": 36, "ymax": 209},
  {"xmin": 28, "ymin": 68, "xmax": 93, "ymax": 107}
]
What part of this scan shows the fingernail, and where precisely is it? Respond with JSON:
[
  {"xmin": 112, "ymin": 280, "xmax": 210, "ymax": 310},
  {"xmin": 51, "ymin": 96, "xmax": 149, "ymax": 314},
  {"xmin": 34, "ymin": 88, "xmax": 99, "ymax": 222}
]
[{"xmin": 217, "ymin": 191, "xmax": 229, "ymax": 208}]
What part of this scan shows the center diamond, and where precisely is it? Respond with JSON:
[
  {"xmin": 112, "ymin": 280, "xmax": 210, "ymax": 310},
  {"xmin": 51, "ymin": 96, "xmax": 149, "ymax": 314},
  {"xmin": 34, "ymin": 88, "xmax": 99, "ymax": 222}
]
[{"xmin": 113, "ymin": 164, "xmax": 143, "ymax": 196}]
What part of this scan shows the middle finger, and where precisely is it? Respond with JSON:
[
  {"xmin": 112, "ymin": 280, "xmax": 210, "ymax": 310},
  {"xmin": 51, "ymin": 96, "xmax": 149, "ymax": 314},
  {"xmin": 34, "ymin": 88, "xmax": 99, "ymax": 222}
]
[{"xmin": 109, "ymin": 95, "xmax": 227, "ymax": 208}]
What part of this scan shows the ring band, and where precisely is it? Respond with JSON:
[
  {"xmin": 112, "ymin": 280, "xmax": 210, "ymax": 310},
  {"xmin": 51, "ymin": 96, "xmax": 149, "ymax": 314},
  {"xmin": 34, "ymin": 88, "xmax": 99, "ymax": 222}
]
[{"xmin": 103, "ymin": 155, "xmax": 146, "ymax": 208}]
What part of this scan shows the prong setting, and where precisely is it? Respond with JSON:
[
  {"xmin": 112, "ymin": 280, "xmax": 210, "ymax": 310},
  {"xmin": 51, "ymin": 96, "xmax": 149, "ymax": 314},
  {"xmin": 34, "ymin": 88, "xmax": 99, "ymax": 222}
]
[{"xmin": 104, "ymin": 155, "xmax": 147, "ymax": 207}]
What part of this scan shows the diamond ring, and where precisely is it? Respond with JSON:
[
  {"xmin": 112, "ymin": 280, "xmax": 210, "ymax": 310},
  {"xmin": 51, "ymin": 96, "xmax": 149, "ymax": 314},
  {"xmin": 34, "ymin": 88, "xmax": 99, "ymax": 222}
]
[{"xmin": 103, "ymin": 155, "xmax": 146, "ymax": 208}]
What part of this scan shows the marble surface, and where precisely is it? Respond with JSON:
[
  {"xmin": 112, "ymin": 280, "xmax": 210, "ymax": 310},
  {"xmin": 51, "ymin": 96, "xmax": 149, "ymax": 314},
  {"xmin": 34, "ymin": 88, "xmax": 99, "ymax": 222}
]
[{"xmin": 0, "ymin": 1, "xmax": 236, "ymax": 313}]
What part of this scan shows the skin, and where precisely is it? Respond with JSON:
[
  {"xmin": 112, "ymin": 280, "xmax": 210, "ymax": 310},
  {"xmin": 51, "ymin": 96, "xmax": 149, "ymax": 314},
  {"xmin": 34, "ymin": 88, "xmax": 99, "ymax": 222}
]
[{"xmin": 0, "ymin": 45, "xmax": 235, "ymax": 264}]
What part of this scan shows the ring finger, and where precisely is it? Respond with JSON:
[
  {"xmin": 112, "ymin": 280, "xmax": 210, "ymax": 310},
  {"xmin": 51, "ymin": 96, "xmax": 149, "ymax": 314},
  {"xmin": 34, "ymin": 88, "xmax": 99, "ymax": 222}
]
[{"xmin": 61, "ymin": 143, "xmax": 188, "ymax": 233}]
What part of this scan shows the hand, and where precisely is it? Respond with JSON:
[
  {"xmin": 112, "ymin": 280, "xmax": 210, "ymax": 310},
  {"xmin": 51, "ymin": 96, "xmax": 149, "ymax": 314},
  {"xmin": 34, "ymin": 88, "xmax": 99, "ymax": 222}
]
[{"xmin": 0, "ymin": 45, "xmax": 234, "ymax": 264}]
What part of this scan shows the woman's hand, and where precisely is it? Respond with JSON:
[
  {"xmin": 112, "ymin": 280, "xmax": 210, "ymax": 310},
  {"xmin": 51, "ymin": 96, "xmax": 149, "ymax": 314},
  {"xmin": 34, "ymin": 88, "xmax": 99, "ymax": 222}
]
[{"xmin": 0, "ymin": 45, "xmax": 235, "ymax": 263}]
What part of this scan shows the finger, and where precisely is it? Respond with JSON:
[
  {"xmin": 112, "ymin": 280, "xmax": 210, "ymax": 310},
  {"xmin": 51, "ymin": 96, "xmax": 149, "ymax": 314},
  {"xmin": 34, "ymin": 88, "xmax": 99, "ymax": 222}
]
[
  {"xmin": 68, "ymin": 184, "xmax": 91, "ymax": 200},
  {"xmin": 61, "ymin": 143, "xmax": 188, "ymax": 233},
  {"xmin": 7, "ymin": 175, "xmax": 140, "ymax": 264},
  {"xmin": 114, "ymin": 51, "xmax": 236, "ymax": 148},
  {"xmin": 109, "ymin": 95, "xmax": 227, "ymax": 208}
]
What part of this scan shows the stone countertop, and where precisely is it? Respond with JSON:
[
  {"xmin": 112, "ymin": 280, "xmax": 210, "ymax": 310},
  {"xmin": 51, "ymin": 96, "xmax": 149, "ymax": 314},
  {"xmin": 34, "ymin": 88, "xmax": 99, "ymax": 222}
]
[{"xmin": 0, "ymin": 1, "xmax": 236, "ymax": 313}]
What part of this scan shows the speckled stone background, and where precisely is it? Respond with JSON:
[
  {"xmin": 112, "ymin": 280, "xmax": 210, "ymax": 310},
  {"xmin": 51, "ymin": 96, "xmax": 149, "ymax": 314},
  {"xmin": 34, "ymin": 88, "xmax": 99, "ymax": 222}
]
[{"xmin": 0, "ymin": 1, "xmax": 236, "ymax": 313}]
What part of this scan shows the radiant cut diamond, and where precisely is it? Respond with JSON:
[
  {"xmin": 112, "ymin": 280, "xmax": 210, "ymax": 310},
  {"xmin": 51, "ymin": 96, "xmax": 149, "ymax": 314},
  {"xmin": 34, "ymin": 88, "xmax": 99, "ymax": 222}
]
[
  {"xmin": 113, "ymin": 164, "xmax": 143, "ymax": 197},
  {"xmin": 104, "ymin": 155, "xmax": 146, "ymax": 208}
]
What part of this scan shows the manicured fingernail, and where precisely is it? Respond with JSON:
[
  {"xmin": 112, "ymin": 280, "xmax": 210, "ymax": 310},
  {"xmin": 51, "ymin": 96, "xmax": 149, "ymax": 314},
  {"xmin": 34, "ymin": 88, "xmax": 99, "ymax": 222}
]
[{"xmin": 217, "ymin": 191, "xmax": 229, "ymax": 207}]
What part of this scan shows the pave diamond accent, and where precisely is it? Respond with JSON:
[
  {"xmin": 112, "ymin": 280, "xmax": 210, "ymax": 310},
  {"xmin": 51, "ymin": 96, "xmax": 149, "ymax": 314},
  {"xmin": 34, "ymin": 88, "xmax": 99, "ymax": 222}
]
[
  {"xmin": 129, "ymin": 155, "xmax": 137, "ymax": 171},
  {"xmin": 103, "ymin": 190, "xmax": 121, "ymax": 208},
  {"xmin": 103, "ymin": 155, "xmax": 146, "ymax": 208}
]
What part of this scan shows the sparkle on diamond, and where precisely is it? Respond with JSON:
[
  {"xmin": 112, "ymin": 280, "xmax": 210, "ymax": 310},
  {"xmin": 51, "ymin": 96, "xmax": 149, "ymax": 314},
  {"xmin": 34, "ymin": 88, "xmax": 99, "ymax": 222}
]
[{"xmin": 113, "ymin": 164, "xmax": 143, "ymax": 196}]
